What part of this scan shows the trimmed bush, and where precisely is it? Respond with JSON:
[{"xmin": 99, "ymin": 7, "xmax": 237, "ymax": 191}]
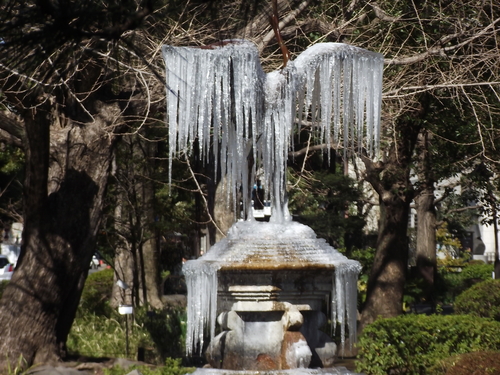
[
  {"xmin": 460, "ymin": 262, "xmax": 494, "ymax": 281},
  {"xmin": 454, "ymin": 279, "xmax": 500, "ymax": 321},
  {"xmin": 135, "ymin": 306, "xmax": 187, "ymax": 361},
  {"xmin": 435, "ymin": 262, "xmax": 494, "ymax": 304},
  {"xmin": 78, "ymin": 268, "xmax": 114, "ymax": 316},
  {"xmin": 429, "ymin": 350, "xmax": 500, "ymax": 375},
  {"xmin": 356, "ymin": 314, "xmax": 500, "ymax": 375}
]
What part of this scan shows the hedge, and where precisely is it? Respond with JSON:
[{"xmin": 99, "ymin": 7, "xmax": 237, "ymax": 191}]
[
  {"xmin": 454, "ymin": 279, "xmax": 500, "ymax": 321},
  {"xmin": 428, "ymin": 350, "xmax": 500, "ymax": 375},
  {"xmin": 356, "ymin": 314, "xmax": 500, "ymax": 375},
  {"xmin": 78, "ymin": 267, "xmax": 114, "ymax": 316}
]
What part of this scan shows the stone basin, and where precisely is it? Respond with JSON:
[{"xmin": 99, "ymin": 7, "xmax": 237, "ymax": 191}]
[{"xmin": 183, "ymin": 221, "xmax": 361, "ymax": 371}]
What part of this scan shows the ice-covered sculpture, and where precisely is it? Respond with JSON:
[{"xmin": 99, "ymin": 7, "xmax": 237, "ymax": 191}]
[
  {"xmin": 162, "ymin": 39, "xmax": 383, "ymax": 373},
  {"xmin": 163, "ymin": 40, "xmax": 382, "ymax": 222}
]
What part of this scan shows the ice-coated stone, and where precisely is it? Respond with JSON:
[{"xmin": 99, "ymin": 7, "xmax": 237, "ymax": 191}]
[{"xmin": 161, "ymin": 39, "xmax": 381, "ymax": 375}]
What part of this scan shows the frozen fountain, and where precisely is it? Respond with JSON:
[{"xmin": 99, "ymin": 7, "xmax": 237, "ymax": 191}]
[{"xmin": 162, "ymin": 39, "xmax": 383, "ymax": 375}]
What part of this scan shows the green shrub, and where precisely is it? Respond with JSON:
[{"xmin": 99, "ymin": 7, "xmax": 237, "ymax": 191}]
[
  {"xmin": 434, "ymin": 270, "xmax": 464, "ymax": 304},
  {"xmin": 79, "ymin": 268, "xmax": 114, "ymax": 316},
  {"xmin": 356, "ymin": 314, "xmax": 500, "ymax": 375},
  {"xmin": 460, "ymin": 262, "xmax": 493, "ymax": 278},
  {"xmin": 435, "ymin": 262, "xmax": 494, "ymax": 304},
  {"xmin": 68, "ymin": 306, "xmax": 188, "ymax": 364},
  {"xmin": 67, "ymin": 312, "xmax": 152, "ymax": 360},
  {"xmin": 70, "ymin": 269, "xmax": 190, "ymax": 364},
  {"xmin": 454, "ymin": 279, "xmax": 500, "ymax": 321},
  {"xmin": 429, "ymin": 350, "xmax": 500, "ymax": 375},
  {"xmin": 135, "ymin": 306, "xmax": 187, "ymax": 361}
]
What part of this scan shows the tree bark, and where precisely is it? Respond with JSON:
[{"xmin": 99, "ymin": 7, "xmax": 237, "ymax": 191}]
[
  {"xmin": 414, "ymin": 189, "xmax": 437, "ymax": 297},
  {"xmin": 213, "ymin": 177, "xmax": 235, "ymax": 243},
  {"xmin": 0, "ymin": 102, "xmax": 116, "ymax": 367},
  {"xmin": 359, "ymin": 114, "xmax": 422, "ymax": 333},
  {"xmin": 138, "ymin": 148, "xmax": 163, "ymax": 309},
  {"xmin": 414, "ymin": 130, "xmax": 437, "ymax": 301},
  {"xmin": 359, "ymin": 187, "xmax": 411, "ymax": 331}
]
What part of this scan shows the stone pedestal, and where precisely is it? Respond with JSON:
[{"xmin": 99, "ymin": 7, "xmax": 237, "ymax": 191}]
[{"xmin": 206, "ymin": 269, "xmax": 337, "ymax": 370}]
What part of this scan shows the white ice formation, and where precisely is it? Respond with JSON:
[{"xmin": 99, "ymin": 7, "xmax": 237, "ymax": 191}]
[
  {"xmin": 162, "ymin": 40, "xmax": 381, "ymax": 358},
  {"xmin": 162, "ymin": 40, "xmax": 383, "ymax": 220}
]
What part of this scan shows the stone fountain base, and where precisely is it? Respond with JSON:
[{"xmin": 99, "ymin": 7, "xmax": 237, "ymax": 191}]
[
  {"xmin": 190, "ymin": 368, "xmax": 362, "ymax": 375},
  {"xmin": 207, "ymin": 269, "xmax": 338, "ymax": 371},
  {"xmin": 183, "ymin": 221, "xmax": 361, "ymax": 374}
]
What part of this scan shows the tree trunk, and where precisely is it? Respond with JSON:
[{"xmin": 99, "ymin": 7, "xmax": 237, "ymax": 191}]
[
  {"xmin": 213, "ymin": 178, "xmax": 235, "ymax": 242},
  {"xmin": 413, "ymin": 130, "xmax": 437, "ymax": 301},
  {"xmin": 359, "ymin": 191, "xmax": 410, "ymax": 331},
  {"xmin": 0, "ymin": 104, "xmax": 116, "ymax": 367},
  {"xmin": 137, "ymin": 161, "xmax": 163, "ymax": 309},
  {"xmin": 111, "ymin": 137, "xmax": 163, "ymax": 310},
  {"xmin": 359, "ymin": 114, "xmax": 422, "ymax": 333},
  {"xmin": 111, "ymin": 202, "xmax": 135, "ymax": 308},
  {"xmin": 492, "ymin": 203, "xmax": 500, "ymax": 279},
  {"xmin": 414, "ymin": 189, "xmax": 437, "ymax": 300}
]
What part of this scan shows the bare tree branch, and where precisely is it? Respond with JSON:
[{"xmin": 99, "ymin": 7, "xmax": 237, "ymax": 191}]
[
  {"xmin": 0, "ymin": 110, "xmax": 24, "ymax": 147},
  {"xmin": 385, "ymin": 18, "xmax": 500, "ymax": 66},
  {"xmin": 185, "ymin": 156, "xmax": 226, "ymax": 238},
  {"xmin": 259, "ymin": 0, "xmax": 313, "ymax": 53}
]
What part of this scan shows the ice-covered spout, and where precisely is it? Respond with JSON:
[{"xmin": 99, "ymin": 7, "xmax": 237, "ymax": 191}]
[{"xmin": 162, "ymin": 41, "xmax": 383, "ymax": 221}]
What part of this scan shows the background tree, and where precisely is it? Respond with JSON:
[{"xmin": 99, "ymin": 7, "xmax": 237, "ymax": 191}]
[
  {"xmin": 411, "ymin": 89, "xmax": 500, "ymax": 302},
  {"xmin": 327, "ymin": 0, "xmax": 500, "ymax": 330},
  {"xmin": 0, "ymin": 0, "xmax": 156, "ymax": 367},
  {"xmin": 108, "ymin": 133, "xmax": 163, "ymax": 310}
]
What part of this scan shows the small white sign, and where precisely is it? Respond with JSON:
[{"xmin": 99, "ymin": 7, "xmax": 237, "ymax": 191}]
[{"xmin": 118, "ymin": 304, "xmax": 133, "ymax": 315}]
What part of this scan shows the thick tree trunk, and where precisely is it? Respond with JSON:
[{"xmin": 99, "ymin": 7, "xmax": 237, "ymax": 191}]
[
  {"xmin": 359, "ymin": 192, "xmax": 410, "ymax": 332},
  {"xmin": 0, "ymin": 106, "xmax": 116, "ymax": 368},
  {"xmin": 359, "ymin": 114, "xmax": 422, "ymax": 334}
]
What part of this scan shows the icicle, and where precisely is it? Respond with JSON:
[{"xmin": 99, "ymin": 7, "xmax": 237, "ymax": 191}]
[
  {"xmin": 346, "ymin": 264, "xmax": 360, "ymax": 351},
  {"xmin": 183, "ymin": 260, "xmax": 219, "ymax": 356},
  {"xmin": 162, "ymin": 40, "xmax": 266, "ymax": 220}
]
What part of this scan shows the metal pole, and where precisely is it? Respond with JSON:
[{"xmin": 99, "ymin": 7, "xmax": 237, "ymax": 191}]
[{"xmin": 125, "ymin": 315, "xmax": 130, "ymax": 357}]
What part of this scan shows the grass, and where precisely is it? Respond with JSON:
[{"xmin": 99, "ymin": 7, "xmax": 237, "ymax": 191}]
[
  {"xmin": 67, "ymin": 305, "xmax": 189, "ymax": 366},
  {"xmin": 67, "ymin": 313, "xmax": 152, "ymax": 359}
]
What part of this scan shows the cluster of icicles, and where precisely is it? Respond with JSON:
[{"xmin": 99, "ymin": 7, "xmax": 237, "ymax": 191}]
[
  {"xmin": 162, "ymin": 40, "xmax": 383, "ymax": 222},
  {"xmin": 162, "ymin": 40, "xmax": 382, "ymax": 357}
]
